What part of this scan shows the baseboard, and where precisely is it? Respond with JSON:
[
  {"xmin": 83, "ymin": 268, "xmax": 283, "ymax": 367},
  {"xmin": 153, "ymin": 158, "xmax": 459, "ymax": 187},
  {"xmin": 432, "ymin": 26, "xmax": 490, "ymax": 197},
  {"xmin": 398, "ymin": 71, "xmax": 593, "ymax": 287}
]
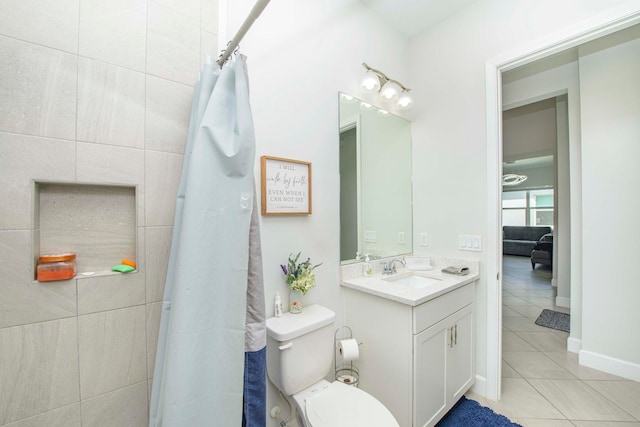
[
  {"xmin": 470, "ymin": 374, "xmax": 487, "ymax": 398},
  {"xmin": 555, "ymin": 296, "xmax": 570, "ymax": 308},
  {"xmin": 551, "ymin": 278, "xmax": 558, "ymax": 288},
  {"xmin": 579, "ymin": 349, "xmax": 640, "ymax": 382},
  {"xmin": 567, "ymin": 336, "xmax": 581, "ymax": 353}
]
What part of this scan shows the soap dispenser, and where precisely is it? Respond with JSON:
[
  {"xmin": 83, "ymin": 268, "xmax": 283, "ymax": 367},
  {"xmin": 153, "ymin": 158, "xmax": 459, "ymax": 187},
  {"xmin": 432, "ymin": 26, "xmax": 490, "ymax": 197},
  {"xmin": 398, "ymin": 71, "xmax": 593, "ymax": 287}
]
[
  {"xmin": 363, "ymin": 254, "xmax": 372, "ymax": 277},
  {"xmin": 274, "ymin": 292, "xmax": 283, "ymax": 317}
]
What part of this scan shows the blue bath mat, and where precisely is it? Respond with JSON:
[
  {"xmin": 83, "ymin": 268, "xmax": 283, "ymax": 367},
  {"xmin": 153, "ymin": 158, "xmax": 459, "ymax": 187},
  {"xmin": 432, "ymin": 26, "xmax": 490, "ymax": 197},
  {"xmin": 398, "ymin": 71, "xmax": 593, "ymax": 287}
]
[{"xmin": 436, "ymin": 396, "xmax": 522, "ymax": 427}]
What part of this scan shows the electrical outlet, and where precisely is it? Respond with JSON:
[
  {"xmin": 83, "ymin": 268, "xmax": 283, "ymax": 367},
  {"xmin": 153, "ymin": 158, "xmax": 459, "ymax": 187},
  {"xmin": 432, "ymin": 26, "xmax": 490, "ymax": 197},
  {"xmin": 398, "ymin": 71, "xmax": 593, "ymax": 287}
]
[
  {"xmin": 420, "ymin": 232, "xmax": 428, "ymax": 246},
  {"xmin": 459, "ymin": 234, "xmax": 482, "ymax": 252},
  {"xmin": 364, "ymin": 230, "xmax": 377, "ymax": 243}
]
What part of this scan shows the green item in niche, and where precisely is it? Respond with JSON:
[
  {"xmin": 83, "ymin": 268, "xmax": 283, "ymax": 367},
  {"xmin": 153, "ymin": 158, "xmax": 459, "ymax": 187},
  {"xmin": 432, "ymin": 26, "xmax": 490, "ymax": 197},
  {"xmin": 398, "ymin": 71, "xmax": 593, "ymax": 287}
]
[{"xmin": 112, "ymin": 264, "xmax": 135, "ymax": 273}]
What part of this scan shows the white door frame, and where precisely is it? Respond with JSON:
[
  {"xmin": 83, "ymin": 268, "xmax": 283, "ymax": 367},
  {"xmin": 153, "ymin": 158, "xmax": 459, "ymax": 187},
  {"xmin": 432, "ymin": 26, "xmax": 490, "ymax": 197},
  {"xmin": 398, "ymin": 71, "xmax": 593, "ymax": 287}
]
[{"xmin": 484, "ymin": 4, "xmax": 640, "ymax": 401}]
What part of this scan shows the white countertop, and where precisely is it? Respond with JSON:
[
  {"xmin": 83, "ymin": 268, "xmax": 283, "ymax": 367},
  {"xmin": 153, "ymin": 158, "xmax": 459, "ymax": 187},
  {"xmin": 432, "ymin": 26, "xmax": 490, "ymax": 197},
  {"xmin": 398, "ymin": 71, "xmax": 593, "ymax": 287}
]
[{"xmin": 340, "ymin": 256, "xmax": 479, "ymax": 306}]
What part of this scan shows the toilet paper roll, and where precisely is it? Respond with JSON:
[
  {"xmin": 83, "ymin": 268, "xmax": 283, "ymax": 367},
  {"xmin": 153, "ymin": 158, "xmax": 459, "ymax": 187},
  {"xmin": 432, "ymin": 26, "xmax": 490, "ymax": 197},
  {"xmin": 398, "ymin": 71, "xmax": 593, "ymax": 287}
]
[{"xmin": 338, "ymin": 338, "xmax": 359, "ymax": 362}]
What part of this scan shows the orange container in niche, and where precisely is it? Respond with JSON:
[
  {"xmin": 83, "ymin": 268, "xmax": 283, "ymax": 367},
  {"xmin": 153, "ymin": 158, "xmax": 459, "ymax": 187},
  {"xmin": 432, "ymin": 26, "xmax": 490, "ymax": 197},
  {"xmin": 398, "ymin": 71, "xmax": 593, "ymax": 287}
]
[{"xmin": 37, "ymin": 253, "xmax": 77, "ymax": 282}]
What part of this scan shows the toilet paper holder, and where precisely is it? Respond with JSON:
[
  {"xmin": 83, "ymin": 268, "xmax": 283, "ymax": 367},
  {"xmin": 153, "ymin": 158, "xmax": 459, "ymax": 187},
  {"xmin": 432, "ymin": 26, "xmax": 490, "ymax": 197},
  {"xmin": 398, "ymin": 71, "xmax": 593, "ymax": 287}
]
[{"xmin": 334, "ymin": 326, "xmax": 360, "ymax": 387}]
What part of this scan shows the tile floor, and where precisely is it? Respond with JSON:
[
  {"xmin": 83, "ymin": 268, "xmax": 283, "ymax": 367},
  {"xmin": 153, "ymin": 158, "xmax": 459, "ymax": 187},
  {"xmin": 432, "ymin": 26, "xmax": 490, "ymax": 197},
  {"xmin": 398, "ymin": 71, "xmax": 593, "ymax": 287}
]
[{"xmin": 466, "ymin": 255, "xmax": 640, "ymax": 426}]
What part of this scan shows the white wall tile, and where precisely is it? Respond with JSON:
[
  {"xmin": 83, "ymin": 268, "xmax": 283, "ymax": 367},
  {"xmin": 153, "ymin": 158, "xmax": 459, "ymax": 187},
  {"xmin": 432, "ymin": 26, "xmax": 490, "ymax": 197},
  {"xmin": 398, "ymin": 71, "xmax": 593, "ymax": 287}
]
[
  {"xmin": 80, "ymin": 382, "xmax": 149, "ymax": 427},
  {"xmin": 78, "ymin": 272, "xmax": 145, "ymax": 315},
  {"xmin": 0, "ymin": 318, "xmax": 79, "ymax": 425},
  {"xmin": 201, "ymin": 0, "xmax": 219, "ymax": 35},
  {"xmin": 75, "ymin": 141, "xmax": 144, "ymax": 183},
  {"xmin": 147, "ymin": 2, "xmax": 200, "ymax": 85},
  {"xmin": 1, "ymin": 404, "xmax": 80, "ymax": 427},
  {"xmin": 79, "ymin": 0, "xmax": 147, "ymax": 71},
  {"xmin": 77, "ymin": 58, "xmax": 145, "ymax": 148},
  {"xmin": 145, "ymin": 76, "xmax": 192, "ymax": 154},
  {"xmin": 146, "ymin": 302, "xmax": 162, "ymax": 378},
  {"xmin": 200, "ymin": 30, "xmax": 219, "ymax": 65},
  {"xmin": 0, "ymin": 0, "xmax": 79, "ymax": 54},
  {"xmin": 0, "ymin": 37, "xmax": 77, "ymax": 140},
  {"xmin": 76, "ymin": 224, "xmax": 144, "ymax": 316},
  {"xmin": 145, "ymin": 151, "xmax": 183, "ymax": 226},
  {"xmin": 78, "ymin": 306, "xmax": 147, "ymax": 399},
  {"xmin": 145, "ymin": 227, "xmax": 172, "ymax": 303},
  {"xmin": 0, "ymin": 0, "xmax": 220, "ymax": 425},
  {"xmin": 153, "ymin": 0, "xmax": 200, "ymax": 20},
  {"xmin": 0, "ymin": 232, "xmax": 77, "ymax": 330},
  {"xmin": 0, "ymin": 133, "xmax": 76, "ymax": 230},
  {"xmin": 75, "ymin": 142, "xmax": 145, "ymax": 227}
]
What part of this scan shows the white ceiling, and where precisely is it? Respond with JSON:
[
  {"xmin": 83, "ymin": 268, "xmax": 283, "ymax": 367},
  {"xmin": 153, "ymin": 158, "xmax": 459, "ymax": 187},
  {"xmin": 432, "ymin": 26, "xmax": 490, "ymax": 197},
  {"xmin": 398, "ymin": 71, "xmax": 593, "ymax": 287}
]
[
  {"xmin": 503, "ymin": 155, "xmax": 554, "ymax": 173},
  {"xmin": 360, "ymin": 0, "xmax": 479, "ymax": 38}
]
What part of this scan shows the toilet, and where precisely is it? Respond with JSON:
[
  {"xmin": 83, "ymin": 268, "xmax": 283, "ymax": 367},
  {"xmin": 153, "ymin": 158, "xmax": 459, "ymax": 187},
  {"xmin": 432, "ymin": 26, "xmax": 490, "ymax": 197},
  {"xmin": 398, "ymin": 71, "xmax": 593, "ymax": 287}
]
[{"xmin": 266, "ymin": 304, "xmax": 399, "ymax": 427}]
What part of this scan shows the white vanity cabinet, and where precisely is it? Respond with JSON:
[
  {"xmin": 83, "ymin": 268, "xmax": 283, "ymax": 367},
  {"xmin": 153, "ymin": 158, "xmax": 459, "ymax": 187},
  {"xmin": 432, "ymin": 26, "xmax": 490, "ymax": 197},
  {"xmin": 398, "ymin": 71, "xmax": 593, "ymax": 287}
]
[{"xmin": 344, "ymin": 281, "xmax": 475, "ymax": 427}]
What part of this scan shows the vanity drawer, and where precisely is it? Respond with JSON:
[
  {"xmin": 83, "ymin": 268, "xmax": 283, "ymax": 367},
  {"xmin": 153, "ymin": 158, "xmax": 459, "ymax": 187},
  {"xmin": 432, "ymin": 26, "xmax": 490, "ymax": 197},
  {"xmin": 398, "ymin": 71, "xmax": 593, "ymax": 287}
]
[{"xmin": 413, "ymin": 283, "xmax": 474, "ymax": 334}]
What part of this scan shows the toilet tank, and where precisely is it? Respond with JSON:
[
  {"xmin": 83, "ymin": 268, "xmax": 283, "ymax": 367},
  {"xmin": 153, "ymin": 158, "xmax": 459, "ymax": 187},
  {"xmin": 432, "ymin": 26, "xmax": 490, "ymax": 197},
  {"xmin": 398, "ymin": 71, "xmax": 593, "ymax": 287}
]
[{"xmin": 266, "ymin": 304, "xmax": 336, "ymax": 396}]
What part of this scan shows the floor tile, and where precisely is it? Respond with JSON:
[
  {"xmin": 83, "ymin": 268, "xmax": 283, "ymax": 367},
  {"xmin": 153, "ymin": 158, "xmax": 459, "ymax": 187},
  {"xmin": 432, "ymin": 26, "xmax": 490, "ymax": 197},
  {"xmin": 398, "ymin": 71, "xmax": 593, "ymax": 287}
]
[
  {"xmin": 503, "ymin": 330, "xmax": 538, "ymax": 352},
  {"xmin": 503, "ymin": 306, "xmax": 525, "ymax": 318},
  {"xmin": 585, "ymin": 380, "xmax": 640, "ymax": 420},
  {"xmin": 543, "ymin": 352, "xmax": 627, "ymax": 381},
  {"xmin": 518, "ymin": 331, "xmax": 568, "ymax": 352},
  {"xmin": 511, "ymin": 304, "xmax": 548, "ymax": 319},
  {"xmin": 486, "ymin": 378, "xmax": 564, "ymax": 419},
  {"xmin": 528, "ymin": 379, "xmax": 635, "ymax": 421},
  {"xmin": 504, "ymin": 316, "xmax": 553, "ymax": 332},
  {"xmin": 493, "ymin": 256, "xmax": 640, "ymax": 427},
  {"xmin": 502, "ymin": 359, "xmax": 522, "ymax": 378},
  {"xmin": 503, "ymin": 295, "xmax": 531, "ymax": 306},
  {"xmin": 572, "ymin": 422, "xmax": 640, "ymax": 426},
  {"xmin": 512, "ymin": 419, "xmax": 574, "ymax": 427},
  {"xmin": 503, "ymin": 351, "xmax": 575, "ymax": 379},
  {"xmin": 506, "ymin": 288, "xmax": 555, "ymax": 298}
]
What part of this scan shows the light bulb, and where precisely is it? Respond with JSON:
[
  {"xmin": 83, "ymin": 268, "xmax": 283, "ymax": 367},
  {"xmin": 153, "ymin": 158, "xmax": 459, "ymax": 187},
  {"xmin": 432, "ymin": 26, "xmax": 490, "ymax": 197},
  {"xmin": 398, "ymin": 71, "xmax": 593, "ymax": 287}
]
[
  {"xmin": 380, "ymin": 80, "xmax": 401, "ymax": 100},
  {"xmin": 340, "ymin": 93, "xmax": 354, "ymax": 102},
  {"xmin": 397, "ymin": 90, "xmax": 414, "ymax": 109},
  {"xmin": 360, "ymin": 102, "xmax": 373, "ymax": 110},
  {"xmin": 360, "ymin": 70, "xmax": 380, "ymax": 93}
]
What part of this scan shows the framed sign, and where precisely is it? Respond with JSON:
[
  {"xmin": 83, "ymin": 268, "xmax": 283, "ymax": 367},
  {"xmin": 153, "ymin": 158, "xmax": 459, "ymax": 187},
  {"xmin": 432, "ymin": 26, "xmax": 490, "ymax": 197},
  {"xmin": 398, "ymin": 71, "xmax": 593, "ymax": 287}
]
[{"xmin": 261, "ymin": 156, "xmax": 312, "ymax": 215}]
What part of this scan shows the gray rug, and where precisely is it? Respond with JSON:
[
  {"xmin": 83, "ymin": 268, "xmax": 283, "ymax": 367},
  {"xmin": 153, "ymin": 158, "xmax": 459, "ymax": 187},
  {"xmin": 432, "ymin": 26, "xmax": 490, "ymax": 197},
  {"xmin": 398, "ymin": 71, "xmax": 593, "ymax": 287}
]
[{"xmin": 535, "ymin": 309, "xmax": 570, "ymax": 333}]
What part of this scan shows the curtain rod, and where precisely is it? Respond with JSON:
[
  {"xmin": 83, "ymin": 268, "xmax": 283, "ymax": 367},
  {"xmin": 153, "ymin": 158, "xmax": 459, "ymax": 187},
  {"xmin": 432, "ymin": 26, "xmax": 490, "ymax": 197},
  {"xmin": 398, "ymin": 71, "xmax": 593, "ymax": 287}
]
[{"xmin": 217, "ymin": 0, "xmax": 272, "ymax": 67}]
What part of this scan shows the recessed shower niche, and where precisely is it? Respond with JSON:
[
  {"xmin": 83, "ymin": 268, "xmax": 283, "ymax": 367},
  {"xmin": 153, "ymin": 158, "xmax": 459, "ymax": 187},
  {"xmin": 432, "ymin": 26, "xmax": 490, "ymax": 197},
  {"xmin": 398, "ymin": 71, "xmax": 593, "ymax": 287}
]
[{"xmin": 33, "ymin": 182, "xmax": 137, "ymax": 279}]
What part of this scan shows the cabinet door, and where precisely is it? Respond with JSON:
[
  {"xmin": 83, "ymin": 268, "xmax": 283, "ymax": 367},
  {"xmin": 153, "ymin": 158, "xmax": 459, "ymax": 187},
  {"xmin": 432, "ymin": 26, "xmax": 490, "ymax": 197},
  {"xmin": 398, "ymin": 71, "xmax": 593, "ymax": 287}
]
[
  {"xmin": 446, "ymin": 304, "xmax": 474, "ymax": 403},
  {"xmin": 413, "ymin": 321, "xmax": 448, "ymax": 427}
]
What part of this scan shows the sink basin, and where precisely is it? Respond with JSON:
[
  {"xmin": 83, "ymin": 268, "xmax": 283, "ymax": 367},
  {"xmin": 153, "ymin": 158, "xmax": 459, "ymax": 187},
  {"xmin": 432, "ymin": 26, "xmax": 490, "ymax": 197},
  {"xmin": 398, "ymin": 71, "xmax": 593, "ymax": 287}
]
[{"xmin": 383, "ymin": 272, "xmax": 442, "ymax": 289}]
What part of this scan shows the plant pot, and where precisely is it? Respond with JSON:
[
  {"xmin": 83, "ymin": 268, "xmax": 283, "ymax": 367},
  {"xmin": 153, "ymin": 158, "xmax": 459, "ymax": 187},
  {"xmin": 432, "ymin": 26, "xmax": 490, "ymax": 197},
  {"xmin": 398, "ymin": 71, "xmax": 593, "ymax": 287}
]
[{"xmin": 289, "ymin": 289, "xmax": 303, "ymax": 314}]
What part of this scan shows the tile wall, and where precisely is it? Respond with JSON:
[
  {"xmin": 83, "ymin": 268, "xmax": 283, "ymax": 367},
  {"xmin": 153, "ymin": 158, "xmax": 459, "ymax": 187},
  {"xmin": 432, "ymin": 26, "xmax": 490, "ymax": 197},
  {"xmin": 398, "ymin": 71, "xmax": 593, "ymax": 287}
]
[{"xmin": 0, "ymin": 0, "xmax": 218, "ymax": 425}]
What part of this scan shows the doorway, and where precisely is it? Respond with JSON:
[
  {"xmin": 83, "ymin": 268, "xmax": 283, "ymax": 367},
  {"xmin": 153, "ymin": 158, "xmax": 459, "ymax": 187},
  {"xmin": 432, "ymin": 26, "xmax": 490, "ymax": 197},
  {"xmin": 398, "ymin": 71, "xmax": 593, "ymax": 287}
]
[
  {"xmin": 485, "ymin": 11, "xmax": 640, "ymax": 401},
  {"xmin": 500, "ymin": 94, "xmax": 571, "ymax": 387}
]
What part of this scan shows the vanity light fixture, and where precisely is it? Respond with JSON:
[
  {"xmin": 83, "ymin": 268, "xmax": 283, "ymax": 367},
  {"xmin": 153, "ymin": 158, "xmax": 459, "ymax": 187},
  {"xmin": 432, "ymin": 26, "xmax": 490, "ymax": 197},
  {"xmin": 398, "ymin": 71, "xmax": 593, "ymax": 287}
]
[{"xmin": 360, "ymin": 63, "xmax": 414, "ymax": 109}]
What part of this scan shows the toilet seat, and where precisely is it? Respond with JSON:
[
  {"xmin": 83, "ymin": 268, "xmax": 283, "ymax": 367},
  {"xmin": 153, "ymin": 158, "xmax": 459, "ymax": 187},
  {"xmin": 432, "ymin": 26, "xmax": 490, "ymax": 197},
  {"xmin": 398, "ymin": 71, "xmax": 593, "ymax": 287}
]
[{"xmin": 303, "ymin": 381, "xmax": 399, "ymax": 427}]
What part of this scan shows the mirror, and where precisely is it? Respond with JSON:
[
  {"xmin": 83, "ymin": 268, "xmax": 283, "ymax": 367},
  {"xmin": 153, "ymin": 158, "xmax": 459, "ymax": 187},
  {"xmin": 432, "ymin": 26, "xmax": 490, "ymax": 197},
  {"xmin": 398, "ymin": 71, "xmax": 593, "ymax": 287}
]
[{"xmin": 339, "ymin": 92, "xmax": 413, "ymax": 264}]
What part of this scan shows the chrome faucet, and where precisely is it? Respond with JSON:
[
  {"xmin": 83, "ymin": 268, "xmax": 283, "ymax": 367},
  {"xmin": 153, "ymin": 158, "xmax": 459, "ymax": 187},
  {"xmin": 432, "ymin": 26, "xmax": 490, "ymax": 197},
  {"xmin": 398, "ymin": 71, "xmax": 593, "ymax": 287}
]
[{"xmin": 383, "ymin": 258, "xmax": 405, "ymax": 275}]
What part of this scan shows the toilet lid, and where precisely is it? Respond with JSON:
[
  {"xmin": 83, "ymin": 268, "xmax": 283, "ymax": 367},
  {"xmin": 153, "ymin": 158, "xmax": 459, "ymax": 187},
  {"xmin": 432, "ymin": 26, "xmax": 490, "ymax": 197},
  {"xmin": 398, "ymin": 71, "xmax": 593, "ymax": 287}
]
[{"xmin": 305, "ymin": 381, "xmax": 399, "ymax": 427}]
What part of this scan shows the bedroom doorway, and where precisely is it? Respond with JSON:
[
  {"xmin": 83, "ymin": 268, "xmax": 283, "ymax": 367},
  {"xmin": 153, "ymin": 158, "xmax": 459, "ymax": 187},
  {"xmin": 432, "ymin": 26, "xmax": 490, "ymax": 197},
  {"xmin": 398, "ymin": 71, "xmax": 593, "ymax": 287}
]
[{"xmin": 500, "ymin": 94, "xmax": 570, "ymax": 386}]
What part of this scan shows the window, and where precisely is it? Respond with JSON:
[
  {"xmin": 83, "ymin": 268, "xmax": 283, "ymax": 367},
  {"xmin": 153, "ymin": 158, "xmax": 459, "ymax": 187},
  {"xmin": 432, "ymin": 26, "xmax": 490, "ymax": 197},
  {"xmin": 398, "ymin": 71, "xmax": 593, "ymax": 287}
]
[{"xmin": 502, "ymin": 189, "xmax": 554, "ymax": 227}]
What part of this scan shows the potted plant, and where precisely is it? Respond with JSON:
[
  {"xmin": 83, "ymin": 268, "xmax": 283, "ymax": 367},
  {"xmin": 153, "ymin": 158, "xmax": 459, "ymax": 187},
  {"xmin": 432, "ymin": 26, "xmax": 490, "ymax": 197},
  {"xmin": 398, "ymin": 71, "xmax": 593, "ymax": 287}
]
[{"xmin": 280, "ymin": 252, "xmax": 322, "ymax": 313}]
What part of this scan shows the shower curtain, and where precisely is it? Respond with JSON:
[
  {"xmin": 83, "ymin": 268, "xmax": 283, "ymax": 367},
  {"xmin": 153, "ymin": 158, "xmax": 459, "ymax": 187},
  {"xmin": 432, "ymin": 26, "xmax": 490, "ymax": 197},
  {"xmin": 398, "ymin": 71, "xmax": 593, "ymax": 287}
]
[{"xmin": 149, "ymin": 54, "xmax": 266, "ymax": 427}]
